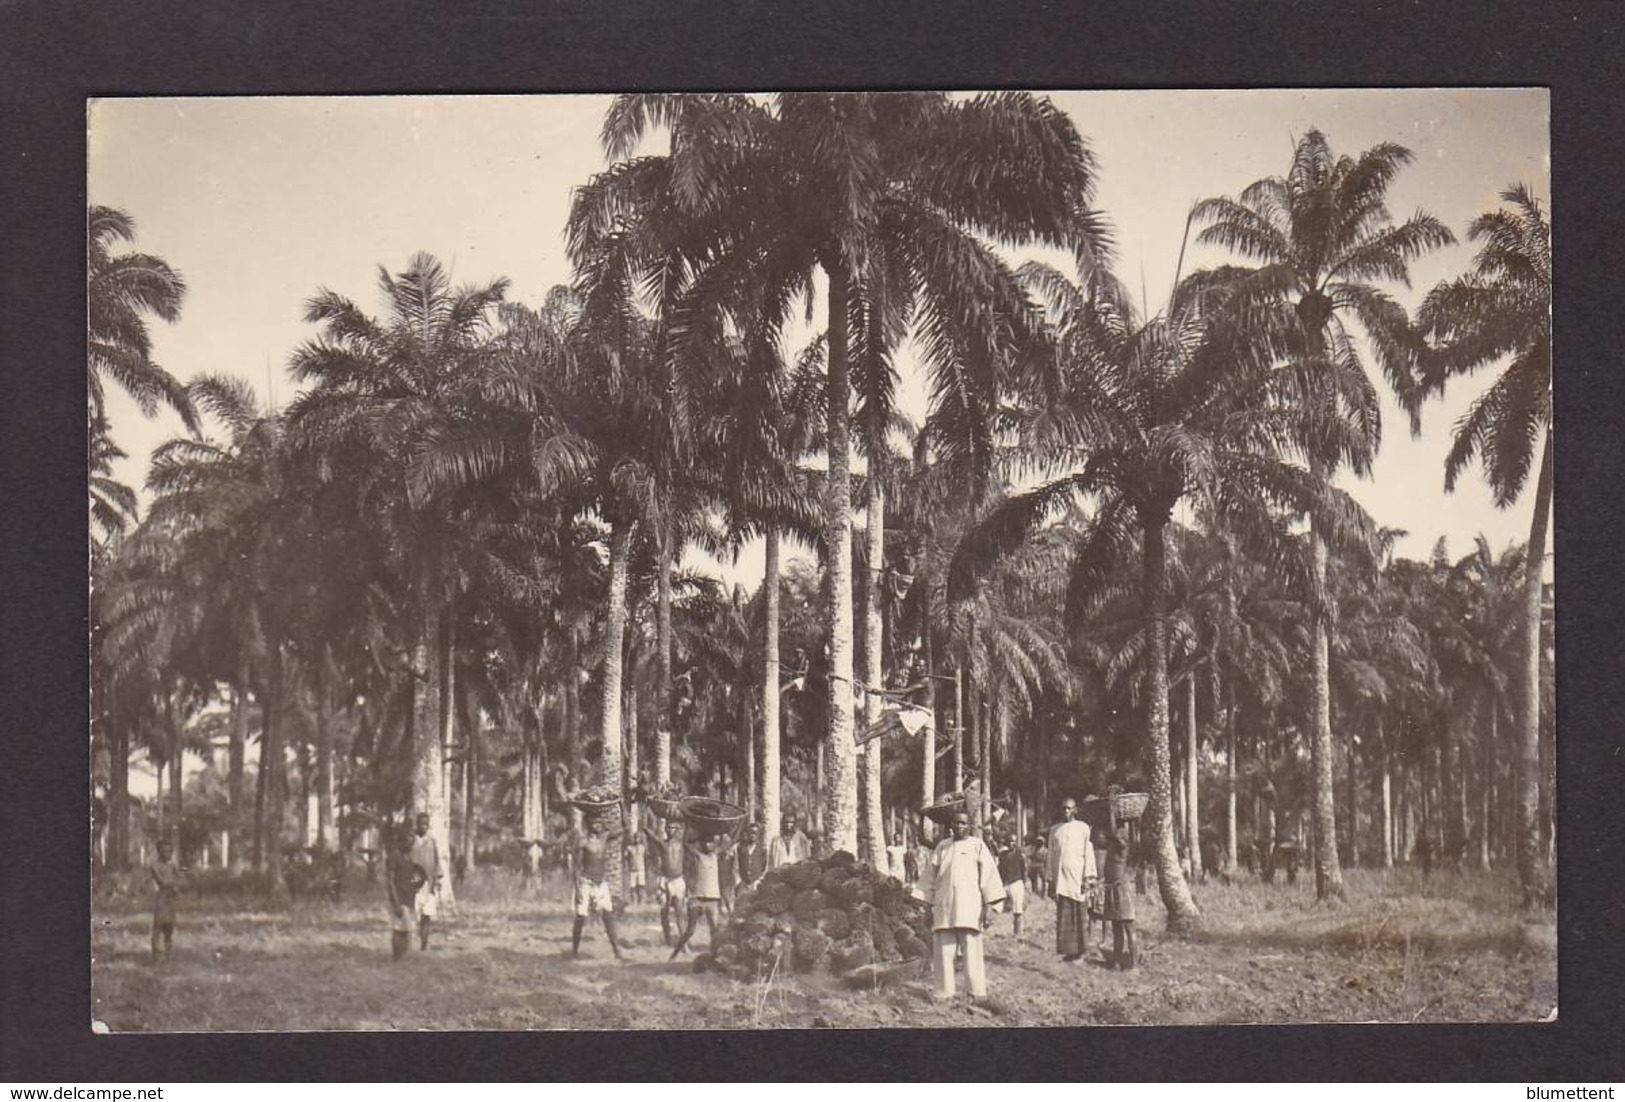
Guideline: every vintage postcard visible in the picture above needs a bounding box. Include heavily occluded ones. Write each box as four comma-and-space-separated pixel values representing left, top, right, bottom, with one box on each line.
88, 90, 1553, 1030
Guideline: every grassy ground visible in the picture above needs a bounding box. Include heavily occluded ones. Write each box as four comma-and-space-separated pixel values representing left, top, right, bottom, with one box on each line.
90, 865, 1556, 1031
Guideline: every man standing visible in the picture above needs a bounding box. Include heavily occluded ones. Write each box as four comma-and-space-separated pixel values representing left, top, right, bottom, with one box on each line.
409, 812, 443, 951
669, 834, 724, 958
921, 810, 1006, 1001
645, 819, 688, 945
1047, 798, 1097, 963
149, 839, 185, 961
767, 813, 809, 869
385, 826, 423, 961
568, 817, 625, 960
735, 823, 768, 891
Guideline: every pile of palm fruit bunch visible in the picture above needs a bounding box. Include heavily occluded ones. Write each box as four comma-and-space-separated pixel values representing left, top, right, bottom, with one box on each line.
699, 849, 934, 981
569, 783, 622, 824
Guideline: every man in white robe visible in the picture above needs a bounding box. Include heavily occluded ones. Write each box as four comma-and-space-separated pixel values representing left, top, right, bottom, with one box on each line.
1048, 797, 1097, 961
921, 810, 1006, 999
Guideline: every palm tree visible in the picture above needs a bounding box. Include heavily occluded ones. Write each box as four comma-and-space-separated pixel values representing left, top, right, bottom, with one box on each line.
702, 340, 823, 831
593, 92, 1100, 856
1193, 130, 1453, 900
951, 260, 1377, 929
89, 413, 140, 556
87, 206, 195, 434
286, 253, 510, 902
1417, 184, 1552, 903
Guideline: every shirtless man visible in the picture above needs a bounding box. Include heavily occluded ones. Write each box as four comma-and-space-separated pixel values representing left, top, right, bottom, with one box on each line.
645, 819, 687, 945
568, 817, 625, 959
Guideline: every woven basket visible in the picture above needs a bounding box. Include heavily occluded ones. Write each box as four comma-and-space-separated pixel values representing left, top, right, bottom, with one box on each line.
921, 790, 986, 827
569, 795, 622, 821
678, 796, 747, 837
1078, 791, 1149, 829
647, 796, 685, 821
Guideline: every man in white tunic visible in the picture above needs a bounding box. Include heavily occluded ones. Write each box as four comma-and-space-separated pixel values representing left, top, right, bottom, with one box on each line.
921, 810, 1006, 1000
1048, 797, 1097, 962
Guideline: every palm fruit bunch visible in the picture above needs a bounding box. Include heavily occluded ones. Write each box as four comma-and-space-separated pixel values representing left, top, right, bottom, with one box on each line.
570, 783, 622, 824
644, 781, 687, 821
696, 849, 934, 983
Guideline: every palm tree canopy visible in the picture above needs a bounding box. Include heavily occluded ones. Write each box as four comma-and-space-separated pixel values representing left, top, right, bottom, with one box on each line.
87, 205, 195, 431
1417, 184, 1551, 505
1192, 130, 1455, 448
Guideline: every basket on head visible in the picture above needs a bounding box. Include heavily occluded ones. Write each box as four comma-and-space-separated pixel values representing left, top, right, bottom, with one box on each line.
921, 790, 984, 827
569, 782, 623, 824
647, 796, 685, 821
678, 795, 747, 838
1077, 791, 1149, 829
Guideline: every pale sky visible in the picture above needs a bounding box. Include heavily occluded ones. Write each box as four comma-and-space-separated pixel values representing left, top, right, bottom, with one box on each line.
89, 90, 1551, 585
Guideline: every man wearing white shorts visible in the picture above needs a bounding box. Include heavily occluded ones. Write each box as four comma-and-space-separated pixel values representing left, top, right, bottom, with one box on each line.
645, 819, 687, 945
569, 817, 625, 959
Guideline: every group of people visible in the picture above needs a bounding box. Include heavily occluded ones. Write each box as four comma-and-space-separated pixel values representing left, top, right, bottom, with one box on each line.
385, 813, 445, 960
563, 811, 820, 961
913, 796, 1138, 1002
144, 795, 1136, 1005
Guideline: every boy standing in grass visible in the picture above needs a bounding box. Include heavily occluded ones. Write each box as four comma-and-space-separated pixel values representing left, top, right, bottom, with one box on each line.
996, 831, 1028, 938
149, 839, 184, 961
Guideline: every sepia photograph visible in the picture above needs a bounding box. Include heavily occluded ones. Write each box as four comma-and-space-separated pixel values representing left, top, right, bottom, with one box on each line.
86, 89, 1554, 1032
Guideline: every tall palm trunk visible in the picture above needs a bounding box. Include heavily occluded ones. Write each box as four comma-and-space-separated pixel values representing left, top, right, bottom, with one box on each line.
437, 611, 457, 906
980, 697, 992, 823
920, 620, 936, 840
1308, 503, 1345, 900
741, 685, 756, 825
462, 715, 478, 877
315, 648, 335, 852
1185, 674, 1201, 878
1347, 733, 1359, 868
1143, 518, 1201, 928
1480, 702, 1495, 871
599, 522, 635, 898
296, 737, 312, 847
860, 478, 887, 869
229, 676, 249, 873
821, 260, 859, 857
761, 528, 782, 833
625, 665, 641, 831
1381, 721, 1394, 869
167, 694, 183, 851
952, 663, 965, 792
563, 638, 583, 837
1225, 674, 1238, 872
1518, 431, 1553, 904
411, 595, 444, 881
264, 644, 288, 898
110, 722, 130, 872
656, 526, 675, 789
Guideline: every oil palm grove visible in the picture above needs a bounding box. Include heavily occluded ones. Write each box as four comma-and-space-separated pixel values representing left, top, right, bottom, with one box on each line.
89, 92, 1557, 1029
